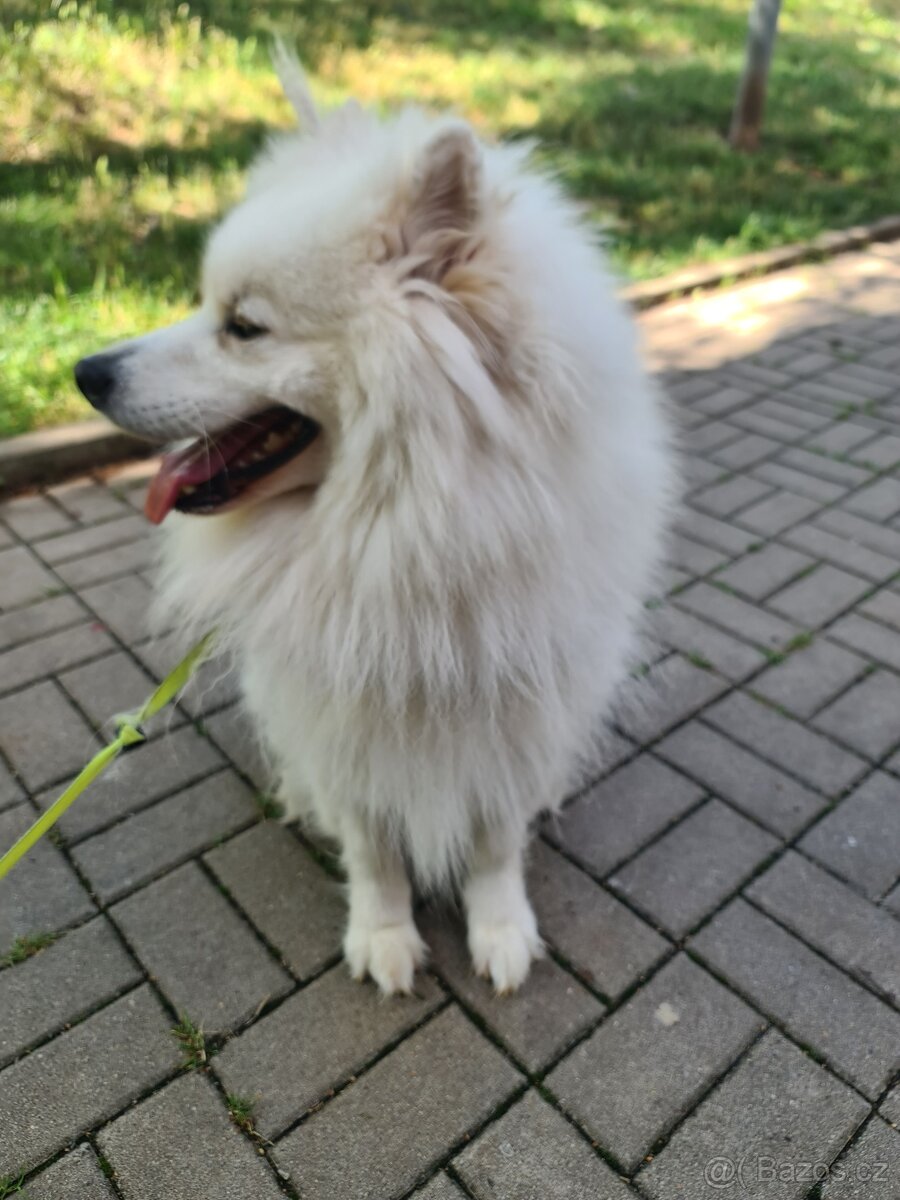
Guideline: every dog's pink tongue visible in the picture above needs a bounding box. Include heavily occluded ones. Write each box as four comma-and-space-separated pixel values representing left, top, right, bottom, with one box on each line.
143, 414, 285, 524
144, 442, 227, 525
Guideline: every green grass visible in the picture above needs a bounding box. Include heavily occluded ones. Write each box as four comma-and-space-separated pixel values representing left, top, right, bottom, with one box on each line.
3, 0, 900, 435
225, 1093, 258, 1136
0, 1172, 26, 1199
171, 1015, 208, 1069
0, 931, 58, 968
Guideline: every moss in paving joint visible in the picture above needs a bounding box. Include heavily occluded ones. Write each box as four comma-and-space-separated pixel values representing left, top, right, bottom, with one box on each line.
226, 1093, 261, 1138
0, 931, 58, 968
96, 1153, 115, 1181
686, 651, 713, 670
254, 792, 284, 821
171, 1015, 208, 1070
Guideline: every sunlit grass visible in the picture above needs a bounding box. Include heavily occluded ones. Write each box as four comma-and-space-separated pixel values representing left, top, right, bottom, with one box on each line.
2, 0, 899, 434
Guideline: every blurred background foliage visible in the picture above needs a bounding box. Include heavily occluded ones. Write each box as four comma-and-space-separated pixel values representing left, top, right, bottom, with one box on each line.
2, 0, 899, 434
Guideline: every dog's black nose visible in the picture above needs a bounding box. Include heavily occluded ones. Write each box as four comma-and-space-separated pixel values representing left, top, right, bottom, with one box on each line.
74, 353, 119, 411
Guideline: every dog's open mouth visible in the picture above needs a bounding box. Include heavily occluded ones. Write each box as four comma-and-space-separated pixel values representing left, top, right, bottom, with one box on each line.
144, 405, 320, 525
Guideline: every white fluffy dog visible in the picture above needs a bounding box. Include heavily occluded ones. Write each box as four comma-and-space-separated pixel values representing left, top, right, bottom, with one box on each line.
75, 56, 675, 995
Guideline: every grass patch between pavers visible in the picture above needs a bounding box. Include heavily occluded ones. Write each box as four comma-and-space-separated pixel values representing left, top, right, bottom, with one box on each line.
171, 1014, 208, 1070
0, 931, 58, 968
3, 0, 900, 434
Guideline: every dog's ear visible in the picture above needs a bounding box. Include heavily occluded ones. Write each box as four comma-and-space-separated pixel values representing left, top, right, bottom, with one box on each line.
403, 128, 481, 282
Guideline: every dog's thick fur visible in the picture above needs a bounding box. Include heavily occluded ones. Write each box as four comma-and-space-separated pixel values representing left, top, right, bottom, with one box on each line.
80, 62, 675, 994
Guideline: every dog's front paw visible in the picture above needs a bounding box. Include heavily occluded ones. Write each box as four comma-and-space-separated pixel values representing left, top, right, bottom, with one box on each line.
344, 920, 428, 996
468, 913, 544, 995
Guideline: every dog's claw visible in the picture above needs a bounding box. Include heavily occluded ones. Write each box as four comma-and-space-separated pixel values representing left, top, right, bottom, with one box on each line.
344, 921, 428, 996
469, 919, 544, 995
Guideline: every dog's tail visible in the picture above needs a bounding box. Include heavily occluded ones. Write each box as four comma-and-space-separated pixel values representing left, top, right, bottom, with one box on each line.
272, 38, 320, 132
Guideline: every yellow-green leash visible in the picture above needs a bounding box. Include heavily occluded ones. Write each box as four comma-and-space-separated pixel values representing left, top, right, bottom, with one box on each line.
0, 632, 215, 882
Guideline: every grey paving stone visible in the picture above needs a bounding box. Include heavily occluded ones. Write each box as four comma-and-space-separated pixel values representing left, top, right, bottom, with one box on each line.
203, 703, 269, 787
54, 536, 153, 590
205, 822, 345, 979
0, 593, 87, 653
710, 433, 780, 471
752, 460, 847, 503
686, 424, 744, 456
817, 507, 900, 558
666, 533, 728, 576
692, 385, 754, 418
692, 475, 772, 518
782, 522, 898, 583
215, 963, 443, 1138
274, 1006, 522, 1200
0, 494, 74, 541
674, 581, 799, 650
529, 841, 668, 1001
860, 587, 900, 630
610, 799, 778, 936
755, 397, 832, 431
691, 899, 900, 1098
652, 720, 826, 836
98, 1070, 283, 1200
638, 1030, 869, 1200
78, 575, 154, 646
0, 624, 115, 699
752, 638, 869, 719
747, 851, 900, 1006
884, 880, 900, 919
548, 954, 763, 1172
48, 479, 130, 524
800, 772, 900, 899
616, 655, 729, 744
455, 1089, 636, 1200
422, 910, 602, 1073
416, 1174, 467, 1200
822, 1117, 900, 1200
32, 514, 147, 566
654, 606, 765, 681
0, 545, 59, 610
0, 804, 95, 954
731, 407, 809, 443
768, 564, 871, 628
0, 680, 98, 791
676, 509, 758, 556
135, 633, 240, 718
0, 917, 140, 1067
35, 724, 224, 842
545, 754, 703, 877
844, 477, 900, 521
882, 1085, 900, 1127
813, 670, 900, 758
808, 421, 879, 457
71, 769, 256, 903
0, 756, 23, 813
716, 543, 814, 601
829, 612, 900, 672
735, 489, 820, 537
0, 985, 180, 1176
851, 433, 900, 470
24, 1143, 116, 1200
111, 861, 292, 1032
683, 455, 727, 492
703, 691, 867, 795
780, 448, 871, 488
58, 650, 168, 733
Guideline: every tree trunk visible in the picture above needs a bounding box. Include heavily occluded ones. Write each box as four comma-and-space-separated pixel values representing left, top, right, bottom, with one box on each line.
729, 0, 782, 151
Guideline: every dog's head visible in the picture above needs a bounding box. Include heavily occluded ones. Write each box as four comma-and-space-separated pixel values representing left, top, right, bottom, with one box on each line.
75, 53, 508, 524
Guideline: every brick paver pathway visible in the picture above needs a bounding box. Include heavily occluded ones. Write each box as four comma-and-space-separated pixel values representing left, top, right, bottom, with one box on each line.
2, 246, 900, 1199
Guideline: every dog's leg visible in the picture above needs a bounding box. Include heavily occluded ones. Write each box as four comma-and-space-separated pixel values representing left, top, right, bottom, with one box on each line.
341, 811, 427, 996
464, 825, 543, 994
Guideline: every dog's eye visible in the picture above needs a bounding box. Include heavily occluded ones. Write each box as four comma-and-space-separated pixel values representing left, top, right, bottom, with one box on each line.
224, 315, 268, 341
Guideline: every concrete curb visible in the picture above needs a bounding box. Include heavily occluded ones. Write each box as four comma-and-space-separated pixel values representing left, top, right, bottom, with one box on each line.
622, 213, 900, 310
0, 420, 152, 494
2, 212, 900, 495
